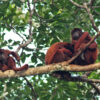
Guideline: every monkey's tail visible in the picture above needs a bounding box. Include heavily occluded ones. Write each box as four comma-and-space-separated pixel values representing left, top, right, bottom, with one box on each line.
13, 64, 28, 71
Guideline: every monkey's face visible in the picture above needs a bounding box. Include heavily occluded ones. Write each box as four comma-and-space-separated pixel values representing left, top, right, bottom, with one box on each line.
72, 31, 83, 40
0, 51, 8, 64
71, 28, 83, 41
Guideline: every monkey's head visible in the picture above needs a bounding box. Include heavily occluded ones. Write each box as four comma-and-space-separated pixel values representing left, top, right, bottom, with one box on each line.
0, 49, 8, 64
71, 28, 83, 40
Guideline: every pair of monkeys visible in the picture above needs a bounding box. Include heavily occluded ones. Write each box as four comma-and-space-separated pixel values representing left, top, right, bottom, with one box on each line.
45, 28, 98, 78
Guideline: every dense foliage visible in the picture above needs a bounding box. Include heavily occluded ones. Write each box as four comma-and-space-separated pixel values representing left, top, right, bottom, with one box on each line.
0, 0, 100, 99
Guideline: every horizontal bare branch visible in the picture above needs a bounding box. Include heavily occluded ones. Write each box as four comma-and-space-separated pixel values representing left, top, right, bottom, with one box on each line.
0, 62, 100, 78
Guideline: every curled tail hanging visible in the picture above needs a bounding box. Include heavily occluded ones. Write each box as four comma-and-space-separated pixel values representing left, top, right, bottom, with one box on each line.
13, 64, 28, 71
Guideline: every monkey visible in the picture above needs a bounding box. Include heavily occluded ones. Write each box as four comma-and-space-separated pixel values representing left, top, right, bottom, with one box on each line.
71, 28, 98, 65
0, 49, 28, 71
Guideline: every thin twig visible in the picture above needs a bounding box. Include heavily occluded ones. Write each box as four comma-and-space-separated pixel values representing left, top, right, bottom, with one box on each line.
27, 0, 33, 36
83, 3, 99, 32
69, 0, 99, 32
24, 77, 38, 100
82, 71, 92, 77
92, 6, 100, 8
82, 71, 100, 94
87, 0, 95, 6
15, 0, 36, 53
89, 83, 100, 94
83, 72, 100, 94
52, 73, 100, 83
6, 24, 26, 41
0, 84, 8, 99
69, 0, 84, 8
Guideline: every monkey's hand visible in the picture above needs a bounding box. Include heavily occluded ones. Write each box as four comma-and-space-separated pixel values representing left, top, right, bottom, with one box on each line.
75, 43, 86, 53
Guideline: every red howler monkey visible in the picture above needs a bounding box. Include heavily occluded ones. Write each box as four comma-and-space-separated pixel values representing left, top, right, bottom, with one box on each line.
71, 28, 98, 65
45, 42, 74, 79
0, 49, 28, 71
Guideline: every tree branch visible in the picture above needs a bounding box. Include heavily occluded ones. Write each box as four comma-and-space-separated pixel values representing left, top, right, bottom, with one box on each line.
69, 0, 84, 8
61, 76, 100, 83
6, 25, 26, 41
69, 0, 99, 32
0, 84, 8, 99
89, 83, 100, 94
15, 0, 36, 53
24, 77, 38, 100
0, 62, 100, 79
87, 0, 95, 6
83, 3, 99, 32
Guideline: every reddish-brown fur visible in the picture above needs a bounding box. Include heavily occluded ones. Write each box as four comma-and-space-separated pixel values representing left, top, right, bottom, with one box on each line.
45, 42, 74, 64
71, 28, 98, 65
0, 49, 28, 71
45, 42, 74, 78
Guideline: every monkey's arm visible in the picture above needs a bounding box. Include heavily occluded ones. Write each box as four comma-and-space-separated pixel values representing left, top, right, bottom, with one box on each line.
4, 50, 20, 61
87, 35, 97, 50
74, 32, 89, 51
